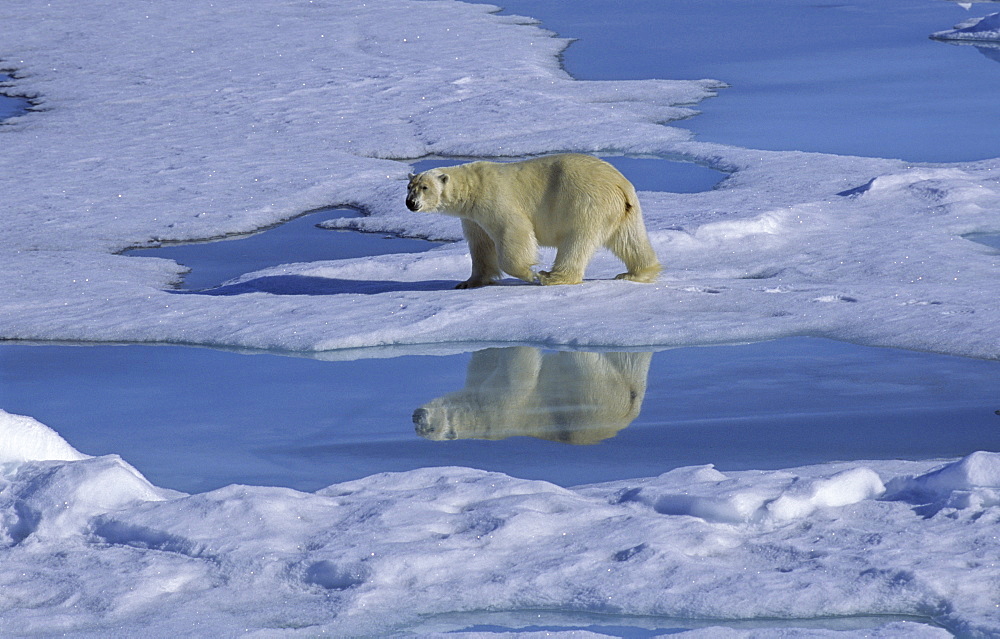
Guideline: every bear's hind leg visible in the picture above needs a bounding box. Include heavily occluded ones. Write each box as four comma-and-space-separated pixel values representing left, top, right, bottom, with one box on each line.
538, 233, 601, 285
607, 213, 661, 283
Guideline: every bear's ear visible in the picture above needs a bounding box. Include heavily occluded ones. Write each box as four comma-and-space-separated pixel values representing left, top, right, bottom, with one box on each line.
438, 173, 449, 184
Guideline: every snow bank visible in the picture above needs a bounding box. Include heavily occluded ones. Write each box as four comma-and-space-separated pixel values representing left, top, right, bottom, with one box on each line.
0, 411, 178, 546
0, 413, 996, 635
932, 11, 1000, 42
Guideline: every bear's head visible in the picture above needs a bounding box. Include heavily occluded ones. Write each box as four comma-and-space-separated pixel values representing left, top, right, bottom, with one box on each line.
406, 170, 449, 213
412, 401, 461, 441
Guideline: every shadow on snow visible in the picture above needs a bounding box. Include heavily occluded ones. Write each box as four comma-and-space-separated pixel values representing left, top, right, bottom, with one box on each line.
177, 275, 459, 296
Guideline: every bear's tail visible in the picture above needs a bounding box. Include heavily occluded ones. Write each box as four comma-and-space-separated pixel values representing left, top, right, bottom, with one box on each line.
607, 185, 661, 283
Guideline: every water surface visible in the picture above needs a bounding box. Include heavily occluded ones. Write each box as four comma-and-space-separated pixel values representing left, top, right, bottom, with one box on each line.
3, 338, 996, 493
968, 232, 1000, 250
485, 0, 1000, 162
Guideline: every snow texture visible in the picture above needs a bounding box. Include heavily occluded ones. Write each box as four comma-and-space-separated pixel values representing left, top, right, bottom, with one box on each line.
1, 0, 999, 636
0, 0, 996, 358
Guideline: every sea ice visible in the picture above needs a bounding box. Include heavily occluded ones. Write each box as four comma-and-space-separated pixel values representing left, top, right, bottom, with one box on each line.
885, 450, 1000, 512
1, 0, 996, 358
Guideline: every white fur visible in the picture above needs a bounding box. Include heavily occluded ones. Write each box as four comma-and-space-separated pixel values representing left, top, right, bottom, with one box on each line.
406, 154, 661, 288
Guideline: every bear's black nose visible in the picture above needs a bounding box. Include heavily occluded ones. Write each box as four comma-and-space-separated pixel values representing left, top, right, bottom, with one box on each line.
412, 408, 432, 435
405, 198, 419, 212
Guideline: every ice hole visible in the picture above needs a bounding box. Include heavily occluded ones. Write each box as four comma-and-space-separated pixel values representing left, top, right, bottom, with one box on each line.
0, 73, 31, 121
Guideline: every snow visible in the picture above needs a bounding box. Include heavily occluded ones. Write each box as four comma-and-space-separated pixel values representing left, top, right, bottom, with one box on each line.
885, 451, 1000, 512
0, 411, 88, 464
1, 0, 999, 635
644, 465, 887, 525
0, 410, 994, 636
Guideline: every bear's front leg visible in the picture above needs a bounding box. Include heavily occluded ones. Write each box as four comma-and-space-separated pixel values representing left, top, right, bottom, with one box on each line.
457, 219, 503, 289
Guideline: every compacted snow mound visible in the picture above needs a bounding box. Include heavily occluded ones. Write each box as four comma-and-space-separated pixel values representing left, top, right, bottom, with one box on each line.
608, 464, 885, 524
885, 450, 1000, 512
0, 410, 89, 464
0, 411, 178, 546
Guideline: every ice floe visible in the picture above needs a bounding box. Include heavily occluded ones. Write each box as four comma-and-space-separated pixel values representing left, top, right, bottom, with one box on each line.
1, 0, 999, 635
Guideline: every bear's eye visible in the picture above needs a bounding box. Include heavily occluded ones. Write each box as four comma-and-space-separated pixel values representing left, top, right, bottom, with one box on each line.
421, 186, 428, 191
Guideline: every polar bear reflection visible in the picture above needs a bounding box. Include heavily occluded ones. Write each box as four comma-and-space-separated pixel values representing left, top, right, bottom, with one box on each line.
413, 347, 652, 444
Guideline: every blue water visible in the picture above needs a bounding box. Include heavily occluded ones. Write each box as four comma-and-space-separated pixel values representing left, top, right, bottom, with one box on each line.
485, 0, 1000, 162
3, 338, 997, 493
6, 1, 1000, 496
424, 611, 936, 638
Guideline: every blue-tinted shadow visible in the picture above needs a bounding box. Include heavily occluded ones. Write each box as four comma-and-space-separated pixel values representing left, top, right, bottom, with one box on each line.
185, 275, 457, 296
973, 44, 1000, 64
967, 233, 1000, 251
125, 208, 443, 291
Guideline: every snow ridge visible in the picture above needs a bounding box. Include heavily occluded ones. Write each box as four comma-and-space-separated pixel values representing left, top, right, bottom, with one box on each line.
2, 410, 998, 636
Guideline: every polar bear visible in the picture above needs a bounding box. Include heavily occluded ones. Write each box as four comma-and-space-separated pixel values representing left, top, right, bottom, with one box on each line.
406, 154, 661, 288
412, 347, 652, 445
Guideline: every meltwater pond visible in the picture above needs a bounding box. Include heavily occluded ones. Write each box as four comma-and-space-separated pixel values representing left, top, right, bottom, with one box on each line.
2, 338, 997, 494
125, 208, 442, 291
